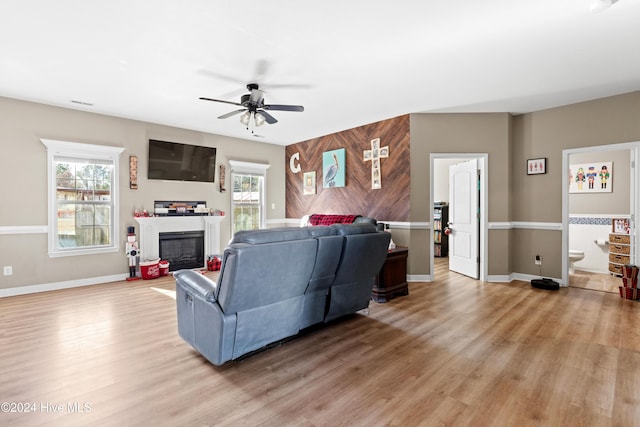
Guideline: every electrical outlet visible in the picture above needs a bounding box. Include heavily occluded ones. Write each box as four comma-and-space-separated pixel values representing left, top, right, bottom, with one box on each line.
3, 266, 12, 276
535, 255, 542, 265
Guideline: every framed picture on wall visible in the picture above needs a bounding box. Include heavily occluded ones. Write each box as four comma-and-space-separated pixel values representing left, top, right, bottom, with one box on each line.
322, 148, 346, 188
613, 218, 630, 234
527, 158, 546, 175
303, 171, 316, 195
569, 161, 612, 193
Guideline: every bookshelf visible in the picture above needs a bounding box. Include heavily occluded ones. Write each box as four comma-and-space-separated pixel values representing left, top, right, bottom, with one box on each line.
434, 203, 449, 257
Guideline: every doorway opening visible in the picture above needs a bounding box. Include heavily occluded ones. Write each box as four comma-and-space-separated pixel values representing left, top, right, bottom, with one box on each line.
430, 153, 488, 281
562, 141, 640, 288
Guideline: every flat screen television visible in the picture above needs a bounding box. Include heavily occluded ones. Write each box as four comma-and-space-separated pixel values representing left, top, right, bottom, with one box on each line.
148, 139, 216, 182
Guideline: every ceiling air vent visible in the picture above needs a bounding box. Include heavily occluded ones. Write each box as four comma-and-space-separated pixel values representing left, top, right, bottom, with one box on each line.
70, 100, 94, 107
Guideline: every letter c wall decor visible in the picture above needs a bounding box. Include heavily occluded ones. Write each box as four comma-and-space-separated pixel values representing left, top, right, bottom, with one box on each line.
289, 152, 301, 173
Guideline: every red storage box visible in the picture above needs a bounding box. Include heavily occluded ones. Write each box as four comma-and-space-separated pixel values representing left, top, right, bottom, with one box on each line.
140, 259, 160, 280
159, 260, 170, 276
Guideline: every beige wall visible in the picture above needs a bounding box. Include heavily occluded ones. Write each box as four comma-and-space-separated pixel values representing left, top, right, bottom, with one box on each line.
0, 97, 285, 291
409, 113, 512, 277
511, 91, 640, 277
2, 91, 639, 291
569, 149, 631, 215
411, 93, 640, 280
511, 92, 640, 223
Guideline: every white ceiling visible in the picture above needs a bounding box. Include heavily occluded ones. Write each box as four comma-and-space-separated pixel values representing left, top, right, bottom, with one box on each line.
1, 1, 639, 146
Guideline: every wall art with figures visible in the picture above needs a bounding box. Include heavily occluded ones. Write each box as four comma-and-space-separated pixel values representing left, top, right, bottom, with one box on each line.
569, 161, 612, 193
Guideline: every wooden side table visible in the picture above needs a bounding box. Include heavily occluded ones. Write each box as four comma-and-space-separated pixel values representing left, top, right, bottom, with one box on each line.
372, 247, 408, 303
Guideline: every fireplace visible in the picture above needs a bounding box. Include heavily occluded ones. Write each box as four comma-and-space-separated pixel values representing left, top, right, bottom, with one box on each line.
134, 216, 224, 271
159, 231, 205, 271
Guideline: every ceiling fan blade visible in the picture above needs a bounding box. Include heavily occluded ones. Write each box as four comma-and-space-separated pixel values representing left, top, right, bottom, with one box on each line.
260, 83, 312, 90
218, 109, 246, 119
258, 110, 278, 124
197, 69, 246, 85
199, 97, 243, 107
263, 104, 304, 112
252, 59, 269, 82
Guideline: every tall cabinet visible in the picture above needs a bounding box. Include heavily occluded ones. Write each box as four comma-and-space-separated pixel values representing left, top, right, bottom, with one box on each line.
434, 203, 449, 257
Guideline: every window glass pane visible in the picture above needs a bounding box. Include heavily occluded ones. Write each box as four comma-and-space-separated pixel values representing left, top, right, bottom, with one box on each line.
56, 203, 111, 248
54, 157, 114, 250
56, 161, 113, 200
231, 173, 263, 233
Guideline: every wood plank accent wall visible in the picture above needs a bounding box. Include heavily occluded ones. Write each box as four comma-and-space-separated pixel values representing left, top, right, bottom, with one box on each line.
286, 115, 410, 221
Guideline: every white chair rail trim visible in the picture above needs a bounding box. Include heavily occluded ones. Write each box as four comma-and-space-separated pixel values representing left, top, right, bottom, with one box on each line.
0, 225, 48, 235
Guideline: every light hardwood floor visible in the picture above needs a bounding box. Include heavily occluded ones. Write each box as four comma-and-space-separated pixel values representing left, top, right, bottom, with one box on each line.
1, 263, 640, 427
569, 269, 621, 294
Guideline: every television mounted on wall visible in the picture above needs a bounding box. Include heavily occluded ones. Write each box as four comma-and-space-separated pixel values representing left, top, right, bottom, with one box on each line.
148, 139, 216, 182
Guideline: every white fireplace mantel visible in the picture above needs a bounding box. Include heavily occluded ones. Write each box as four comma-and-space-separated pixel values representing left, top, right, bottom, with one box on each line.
134, 216, 225, 265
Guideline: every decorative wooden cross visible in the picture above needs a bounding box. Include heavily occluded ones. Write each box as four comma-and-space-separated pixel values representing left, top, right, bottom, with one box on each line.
363, 138, 389, 189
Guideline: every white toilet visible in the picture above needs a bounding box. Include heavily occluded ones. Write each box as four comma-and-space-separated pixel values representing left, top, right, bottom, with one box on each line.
568, 250, 585, 274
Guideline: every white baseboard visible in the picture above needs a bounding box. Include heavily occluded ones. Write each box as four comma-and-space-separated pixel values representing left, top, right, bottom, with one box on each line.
407, 274, 431, 282
0, 273, 129, 298
510, 273, 565, 286
0, 270, 566, 298
407, 273, 566, 286
486, 275, 512, 283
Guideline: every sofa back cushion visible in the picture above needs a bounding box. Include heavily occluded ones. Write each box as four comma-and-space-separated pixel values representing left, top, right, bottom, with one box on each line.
216, 238, 317, 314
230, 227, 312, 245
330, 222, 378, 236
307, 235, 343, 292
332, 229, 391, 285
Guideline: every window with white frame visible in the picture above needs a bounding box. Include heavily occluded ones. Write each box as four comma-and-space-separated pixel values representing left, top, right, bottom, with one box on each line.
41, 139, 124, 257
229, 160, 269, 234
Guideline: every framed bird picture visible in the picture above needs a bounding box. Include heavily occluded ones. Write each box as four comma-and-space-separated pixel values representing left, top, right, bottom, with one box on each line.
323, 148, 346, 188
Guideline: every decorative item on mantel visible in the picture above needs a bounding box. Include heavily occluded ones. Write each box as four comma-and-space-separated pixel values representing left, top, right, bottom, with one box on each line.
134, 208, 150, 217
153, 201, 208, 216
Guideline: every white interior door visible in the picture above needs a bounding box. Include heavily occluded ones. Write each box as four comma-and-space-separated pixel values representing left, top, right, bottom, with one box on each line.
448, 159, 479, 279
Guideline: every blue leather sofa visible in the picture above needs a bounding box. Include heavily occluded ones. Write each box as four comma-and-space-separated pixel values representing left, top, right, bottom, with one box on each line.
174, 223, 391, 365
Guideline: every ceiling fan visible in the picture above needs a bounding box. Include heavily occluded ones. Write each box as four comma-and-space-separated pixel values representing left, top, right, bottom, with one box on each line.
199, 83, 304, 133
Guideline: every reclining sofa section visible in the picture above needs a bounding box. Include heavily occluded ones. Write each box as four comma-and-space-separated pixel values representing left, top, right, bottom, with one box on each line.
174, 223, 391, 366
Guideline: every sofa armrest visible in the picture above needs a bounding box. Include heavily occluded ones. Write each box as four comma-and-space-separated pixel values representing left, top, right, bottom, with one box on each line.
174, 269, 218, 303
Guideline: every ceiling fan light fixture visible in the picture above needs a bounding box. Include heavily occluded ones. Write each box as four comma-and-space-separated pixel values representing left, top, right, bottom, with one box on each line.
254, 112, 266, 127
239, 111, 250, 126
590, 0, 618, 13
